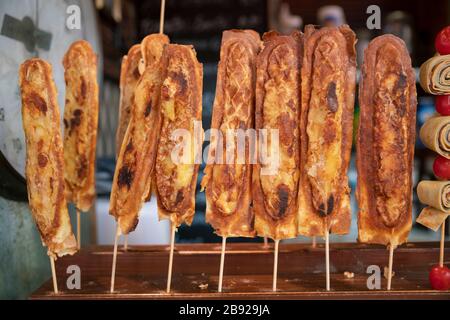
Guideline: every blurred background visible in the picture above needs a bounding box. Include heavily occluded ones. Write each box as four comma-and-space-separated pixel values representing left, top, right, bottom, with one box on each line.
0, 0, 449, 298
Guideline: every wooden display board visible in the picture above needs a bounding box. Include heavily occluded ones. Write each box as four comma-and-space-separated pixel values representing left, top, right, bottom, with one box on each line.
31, 242, 449, 299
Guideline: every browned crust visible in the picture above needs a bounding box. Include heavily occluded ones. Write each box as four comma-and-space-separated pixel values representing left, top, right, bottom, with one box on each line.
63, 40, 99, 212
116, 44, 142, 158
201, 30, 261, 237
252, 31, 302, 240
19, 58, 77, 258
356, 35, 417, 247
109, 35, 169, 235
298, 25, 356, 236
155, 44, 203, 227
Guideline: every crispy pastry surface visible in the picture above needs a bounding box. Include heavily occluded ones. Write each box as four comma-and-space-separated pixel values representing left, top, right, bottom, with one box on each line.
356, 35, 417, 247
201, 30, 261, 237
419, 55, 450, 95
416, 206, 449, 232
417, 180, 450, 212
298, 25, 356, 237
116, 44, 142, 158
252, 31, 302, 240
109, 35, 169, 234
63, 40, 99, 212
419, 116, 450, 159
20, 59, 77, 257
155, 44, 203, 227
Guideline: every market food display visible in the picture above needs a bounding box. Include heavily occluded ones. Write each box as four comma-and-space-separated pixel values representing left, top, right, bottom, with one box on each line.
298, 25, 356, 237
19, 58, 77, 258
202, 29, 260, 238
356, 35, 417, 248
253, 30, 302, 240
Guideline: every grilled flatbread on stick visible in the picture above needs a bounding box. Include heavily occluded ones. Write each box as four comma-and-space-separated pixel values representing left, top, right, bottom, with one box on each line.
298, 25, 356, 237
109, 34, 169, 235
20, 58, 77, 258
155, 44, 203, 227
253, 31, 302, 240
202, 30, 261, 238
356, 34, 417, 248
63, 40, 99, 213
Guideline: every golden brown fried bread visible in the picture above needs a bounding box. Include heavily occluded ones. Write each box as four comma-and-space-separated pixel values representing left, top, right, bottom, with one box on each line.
356, 35, 417, 247
63, 40, 99, 212
155, 44, 203, 227
109, 35, 169, 234
253, 31, 302, 240
116, 44, 142, 158
202, 30, 261, 237
19, 58, 77, 258
298, 25, 356, 237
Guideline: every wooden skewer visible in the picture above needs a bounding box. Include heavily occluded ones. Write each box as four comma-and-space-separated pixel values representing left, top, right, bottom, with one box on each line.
440, 219, 446, 267
387, 244, 394, 290
76, 208, 81, 250
312, 236, 317, 248
159, 0, 166, 34
110, 224, 120, 293
218, 236, 227, 293
166, 223, 176, 293
325, 229, 330, 291
49, 256, 58, 294
123, 235, 128, 251
272, 239, 280, 292
263, 237, 268, 248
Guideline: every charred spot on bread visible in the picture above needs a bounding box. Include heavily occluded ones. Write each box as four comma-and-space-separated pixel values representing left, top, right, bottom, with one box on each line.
117, 165, 133, 189
38, 153, 48, 167
144, 101, 152, 117
29, 93, 47, 114
326, 82, 338, 113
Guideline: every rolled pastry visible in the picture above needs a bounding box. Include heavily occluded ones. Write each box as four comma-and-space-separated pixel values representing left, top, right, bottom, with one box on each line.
202, 30, 261, 238
419, 54, 450, 95
155, 44, 203, 227
419, 116, 450, 159
19, 59, 77, 258
417, 180, 450, 212
298, 25, 356, 237
253, 31, 302, 240
63, 40, 99, 212
109, 34, 169, 234
416, 206, 449, 232
356, 35, 417, 247
116, 44, 142, 158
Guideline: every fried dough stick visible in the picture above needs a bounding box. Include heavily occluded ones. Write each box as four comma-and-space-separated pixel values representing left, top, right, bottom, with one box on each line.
20, 59, 78, 292
356, 35, 416, 290
154, 44, 203, 293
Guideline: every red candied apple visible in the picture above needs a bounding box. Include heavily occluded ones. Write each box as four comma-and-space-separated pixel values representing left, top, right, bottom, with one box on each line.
429, 265, 450, 290
433, 155, 450, 180
435, 26, 450, 55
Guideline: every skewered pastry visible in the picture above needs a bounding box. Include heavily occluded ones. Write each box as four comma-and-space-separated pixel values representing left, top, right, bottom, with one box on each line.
201, 30, 261, 237
417, 206, 449, 232
419, 55, 450, 95
420, 116, 450, 159
417, 180, 450, 213
63, 40, 99, 212
356, 35, 417, 247
109, 34, 169, 234
253, 31, 302, 240
155, 44, 203, 227
298, 25, 356, 237
116, 44, 142, 158
19, 58, 77, 258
